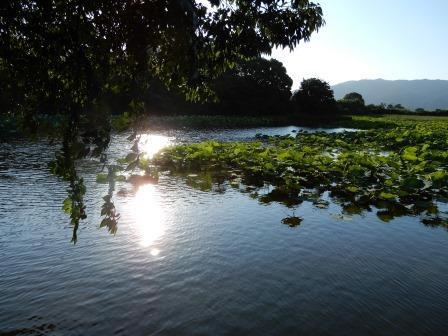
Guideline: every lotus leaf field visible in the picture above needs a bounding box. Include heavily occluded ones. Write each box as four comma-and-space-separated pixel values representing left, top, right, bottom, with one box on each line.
101, 116, 448, 228
146, 117, 448, 227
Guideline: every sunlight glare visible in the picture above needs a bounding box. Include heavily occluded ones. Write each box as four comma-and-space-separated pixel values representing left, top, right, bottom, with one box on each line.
150, 248, 160, 256
132, 184, 165, 249
139, 134, 172, 159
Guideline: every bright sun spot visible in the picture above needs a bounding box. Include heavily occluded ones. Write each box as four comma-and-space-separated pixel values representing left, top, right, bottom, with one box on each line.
139, 134, 172, 159
150, 248, 160, 256
132, 184, 165, 249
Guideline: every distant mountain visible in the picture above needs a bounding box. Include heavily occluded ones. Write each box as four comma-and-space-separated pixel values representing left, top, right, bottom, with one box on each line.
332, 79, 448, 110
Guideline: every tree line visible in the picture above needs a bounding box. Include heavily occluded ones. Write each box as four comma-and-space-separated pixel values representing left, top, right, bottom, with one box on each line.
139, 58, 448, 117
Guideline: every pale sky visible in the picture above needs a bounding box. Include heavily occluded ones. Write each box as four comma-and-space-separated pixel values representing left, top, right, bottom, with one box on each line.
271, 0, 448, 88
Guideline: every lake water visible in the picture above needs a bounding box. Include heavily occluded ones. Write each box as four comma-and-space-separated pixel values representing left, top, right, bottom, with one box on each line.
1, 126, 448, 335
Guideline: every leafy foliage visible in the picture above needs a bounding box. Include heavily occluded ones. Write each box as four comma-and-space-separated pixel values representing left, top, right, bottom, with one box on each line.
343, 92, 365, 105
210, 58, 293, 115
1, 0, 324, 120
281, 216, 303, 227
99, 166, 120, 235
150, 116, 448, 227
292, 78, 337, 114
338, 92, 365, 114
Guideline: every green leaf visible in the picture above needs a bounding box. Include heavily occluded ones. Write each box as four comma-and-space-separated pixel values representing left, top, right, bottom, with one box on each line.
62, 197, 72, 214
402, 177, 424, 189
264, 162, 274, 170
379, 192, 397, 200
346, 186, 359, 193
430, 170, 447, 181
402, 146, 418, 161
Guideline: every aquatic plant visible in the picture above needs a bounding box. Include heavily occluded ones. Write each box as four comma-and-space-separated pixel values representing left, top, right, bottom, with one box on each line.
148, 117, 448, 226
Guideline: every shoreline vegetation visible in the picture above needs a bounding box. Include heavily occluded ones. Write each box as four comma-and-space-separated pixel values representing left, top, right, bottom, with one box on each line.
3, 112, 448, 137
114, 113, 448, 130
112, 113, 353, 131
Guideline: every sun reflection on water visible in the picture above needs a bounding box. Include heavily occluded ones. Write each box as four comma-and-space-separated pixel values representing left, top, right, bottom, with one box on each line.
131, 184, 165, 250
139, 134, 172, 159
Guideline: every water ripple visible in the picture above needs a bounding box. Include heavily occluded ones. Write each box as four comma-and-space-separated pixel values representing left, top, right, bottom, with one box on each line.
1, 128, 448, 335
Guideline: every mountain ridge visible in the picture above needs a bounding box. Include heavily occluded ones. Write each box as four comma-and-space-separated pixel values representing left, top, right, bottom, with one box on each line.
331, 79, 448, 110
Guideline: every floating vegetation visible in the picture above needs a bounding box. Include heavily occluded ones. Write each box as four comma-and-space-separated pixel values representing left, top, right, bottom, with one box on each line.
147, 117, 448, 227
281, 216, 303, 227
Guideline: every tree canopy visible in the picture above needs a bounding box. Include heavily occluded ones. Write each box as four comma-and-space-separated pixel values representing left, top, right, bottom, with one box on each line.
210, 57, 293, 115
1, 0, 324, 121
342, 92, 365, 105
120, 57, 293, 116
291, 78, 336, 114
338, 92, 365, 113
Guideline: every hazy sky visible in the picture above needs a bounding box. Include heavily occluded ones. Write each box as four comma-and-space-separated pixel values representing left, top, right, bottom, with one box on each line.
271, 0, 448, 88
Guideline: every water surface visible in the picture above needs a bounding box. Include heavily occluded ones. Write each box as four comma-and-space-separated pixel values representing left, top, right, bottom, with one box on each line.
1, 126, 448, 335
